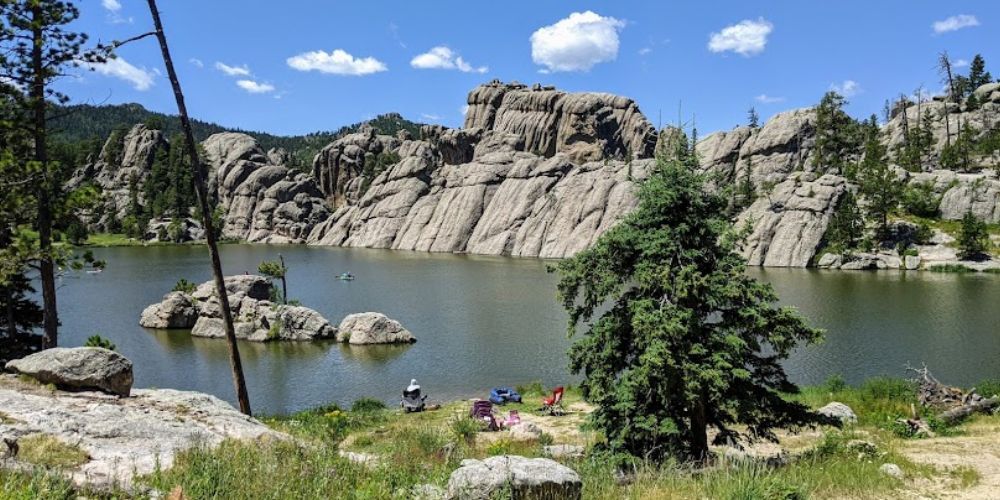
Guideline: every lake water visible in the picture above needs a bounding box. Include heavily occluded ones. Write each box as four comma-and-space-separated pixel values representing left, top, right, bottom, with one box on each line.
52, 245, 1000, 415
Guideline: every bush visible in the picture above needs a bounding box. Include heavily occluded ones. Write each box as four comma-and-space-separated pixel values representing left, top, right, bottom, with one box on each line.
958, 211, 989, 260
975, 379, 1000, 398
172, 278, 196, 294
84, 335, 116, 351
822, 374, 847, 393
901, 183, 941, 217
65, 221, 89, 246
350, 398, 387, 413
449, 416, 480, 444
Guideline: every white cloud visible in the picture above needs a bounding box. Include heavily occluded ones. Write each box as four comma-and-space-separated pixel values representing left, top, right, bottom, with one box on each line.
954, 58, 970, 68
236, 80, 275, 94
215, 62, 251, 77
530, 11, 625, 72
460, 104, 470, 116
421, 113, 442, 121
755, 94, 785, 104
189, 58, 204, 68
286, 49, 387, 76
830, 80, 861, 97
101, 0, 121, 12
933, 15, 979, 34
411, 46, 488, 73
708, 18, 773, 56
101, 0, 132, 24
82, 57, 154, 91
638, 47, 652, 56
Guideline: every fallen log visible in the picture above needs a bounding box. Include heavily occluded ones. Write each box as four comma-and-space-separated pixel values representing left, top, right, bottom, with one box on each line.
938, 397, 1000, 425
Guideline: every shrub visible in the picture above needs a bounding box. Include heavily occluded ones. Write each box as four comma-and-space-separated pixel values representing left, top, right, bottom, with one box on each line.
65, 221, 89, 246
350, 398, 387, 413
958, 211, 989, 260
172, 278, 196, 294
901, 182, 941, 217
975, 378, 1000, 398
486, 438, 512, 456
822, 374, 847, 393
84, 335, 116, 351
449, 416, 480, 444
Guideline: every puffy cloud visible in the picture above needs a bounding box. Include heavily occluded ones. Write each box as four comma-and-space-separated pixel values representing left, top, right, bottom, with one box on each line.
215, 62, 251, 77
708, 18, 773, 56
932, 15, 979, 34
189, 58, 204, 68
411, 46, 487, 73
530, 11, 625, 72
286, 49, 387, 76
954, 58, 970, 68
830, 80, 861, 97
82, 57, 154, 91
755, 94, 785, 104
236, 80, 275, 94
101, 0, 121, 12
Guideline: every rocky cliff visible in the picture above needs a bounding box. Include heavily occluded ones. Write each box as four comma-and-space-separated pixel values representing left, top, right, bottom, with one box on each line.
202, 132, 330, 243
306, 82, 658, 258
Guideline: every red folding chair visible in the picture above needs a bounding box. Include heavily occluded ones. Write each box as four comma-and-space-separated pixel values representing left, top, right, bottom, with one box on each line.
541, 386, 565, 416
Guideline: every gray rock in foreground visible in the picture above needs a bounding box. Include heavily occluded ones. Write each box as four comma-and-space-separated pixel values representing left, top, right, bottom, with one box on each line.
336, 312, 416, 344
446, 455, 582, 500
0, 374, 283, 489
5, 347, 133, 397
817, 401, 857, 425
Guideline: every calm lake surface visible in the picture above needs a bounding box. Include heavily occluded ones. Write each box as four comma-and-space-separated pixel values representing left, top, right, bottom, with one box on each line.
54, 245, 1000, 415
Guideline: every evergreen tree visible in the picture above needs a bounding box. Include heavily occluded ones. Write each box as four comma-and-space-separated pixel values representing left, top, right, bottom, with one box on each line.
825, 190, 864, 251
968, 55, 993, 90
940, 121, 979, 172
0, 0, 106, 348
812, 92, 861, 174
958, 211, 989, 260
556, 136, 823, 462
258, 255, 288, 304
747, 106, 760, 128
857, 127, 902, 239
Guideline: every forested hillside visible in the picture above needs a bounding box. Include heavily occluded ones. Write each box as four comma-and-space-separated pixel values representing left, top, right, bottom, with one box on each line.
48, 103, 423, 166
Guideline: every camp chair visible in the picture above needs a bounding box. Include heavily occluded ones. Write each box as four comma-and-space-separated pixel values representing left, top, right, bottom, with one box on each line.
503, 410, 521, 428
470, 400, 499, 431
541, 386, 565, 416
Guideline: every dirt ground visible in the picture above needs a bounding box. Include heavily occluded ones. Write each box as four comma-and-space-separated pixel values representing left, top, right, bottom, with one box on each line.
899, 419, 1000, 499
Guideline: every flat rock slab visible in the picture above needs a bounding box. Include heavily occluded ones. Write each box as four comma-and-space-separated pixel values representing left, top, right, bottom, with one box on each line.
0, 374, 283, 489
5, 347, 133, 396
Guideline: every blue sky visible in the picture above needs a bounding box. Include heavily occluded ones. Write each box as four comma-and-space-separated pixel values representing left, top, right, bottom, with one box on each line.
64, 1, 997, 137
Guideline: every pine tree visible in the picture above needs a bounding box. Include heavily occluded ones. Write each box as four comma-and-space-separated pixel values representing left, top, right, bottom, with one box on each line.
825, 190, 864, 251
958, 211, 988, 260
258, 255, 288, 304
968, 55, 993, 90
747, 106, 760, 128
556, 135, 824, 462
857, 127, 902, 240
812, 92, 861, 174
0, 0, 103, 348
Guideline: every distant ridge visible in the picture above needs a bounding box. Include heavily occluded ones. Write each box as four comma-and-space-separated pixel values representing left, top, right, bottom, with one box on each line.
49, 102, 424, 165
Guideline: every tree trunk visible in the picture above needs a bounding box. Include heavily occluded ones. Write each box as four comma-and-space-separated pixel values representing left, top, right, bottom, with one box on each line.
279, 254, 287, 304
145, 0, 251, 415
690, 398, 710, 462
31, 4, 58, 349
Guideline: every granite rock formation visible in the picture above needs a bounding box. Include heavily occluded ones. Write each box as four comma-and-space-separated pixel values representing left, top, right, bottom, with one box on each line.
5, 347, 133, 397
203, 133, 330, 243
139, 275, 337, 342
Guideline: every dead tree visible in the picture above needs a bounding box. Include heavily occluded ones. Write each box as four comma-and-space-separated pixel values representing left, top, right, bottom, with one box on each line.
144, 0, 251, 415
938, 52, 956, 147
907, 364, 998, 425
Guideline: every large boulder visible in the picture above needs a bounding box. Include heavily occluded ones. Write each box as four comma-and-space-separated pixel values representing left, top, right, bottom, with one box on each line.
446, 455, 582, 500
139, 291, 198, 329
5, 347, 133, 397
191, 275, 272, 302
817, 402, 857, 425
336, 312, 415, 344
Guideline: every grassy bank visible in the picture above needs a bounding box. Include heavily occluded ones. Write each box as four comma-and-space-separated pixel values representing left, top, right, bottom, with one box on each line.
3, 379, 998, 499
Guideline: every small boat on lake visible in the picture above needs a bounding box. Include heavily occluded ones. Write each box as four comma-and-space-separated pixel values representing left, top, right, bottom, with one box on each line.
337, 272, 355, 281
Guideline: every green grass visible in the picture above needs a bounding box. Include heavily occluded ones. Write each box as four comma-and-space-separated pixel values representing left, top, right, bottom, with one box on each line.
0, 469, 76, 500
18, 434, 90, 468
928, 263, 974, 273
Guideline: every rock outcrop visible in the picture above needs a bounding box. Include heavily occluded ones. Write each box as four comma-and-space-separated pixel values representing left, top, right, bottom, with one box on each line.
66, 124, 167, 230
336, 312, 415, 344
446, 455, 582, 500
312, 125, 402, 206
5, 347, 133, 397
465, 80, 657, 161
0, 373, 282, 489
737, 173, 847, 267
143, 217, 205, 243
203, 133, 330, 243
139, 275, 337, 342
